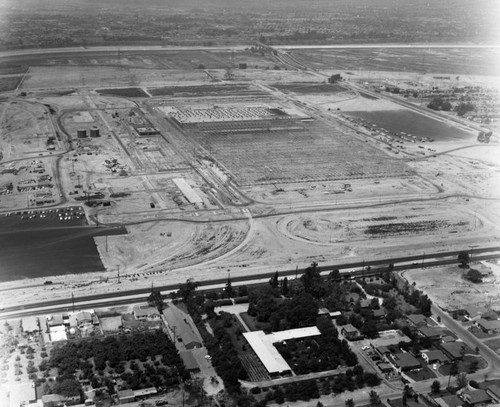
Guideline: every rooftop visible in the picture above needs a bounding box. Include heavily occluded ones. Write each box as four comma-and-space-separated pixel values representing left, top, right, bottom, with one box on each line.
477, 318, 500, 331
179, 350, 199, 371
434, 395, 463, 407
440, 342, 467, 359
162, 304, 203, 347
422, 349, 448, 363
392, 352, 420, 369
22, 316, 39, 332
460, 389, 492, 405
5, 381, 36, 407
341, 324, 359, 333
133, 304, 160, 317
407, 314, 427, 326
419, 326, 446, 338
243, 326, 321, 375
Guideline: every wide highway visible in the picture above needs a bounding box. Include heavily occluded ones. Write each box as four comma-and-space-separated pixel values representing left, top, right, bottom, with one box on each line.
1, 246, 499, 320
0, 43, 499, 60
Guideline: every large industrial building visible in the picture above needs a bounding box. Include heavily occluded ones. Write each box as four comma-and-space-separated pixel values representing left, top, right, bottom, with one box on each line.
243, 327, 321, 377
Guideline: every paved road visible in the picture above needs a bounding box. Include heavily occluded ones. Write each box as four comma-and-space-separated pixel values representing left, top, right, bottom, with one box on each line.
2, 250, 500, 320
0, 43, 499, 61
431, 304, 500, 377
276, 43, 500, 50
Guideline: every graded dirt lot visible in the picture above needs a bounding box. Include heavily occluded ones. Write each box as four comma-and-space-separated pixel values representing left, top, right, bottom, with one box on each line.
403, 260, 500, 312
0, 46, 499, 308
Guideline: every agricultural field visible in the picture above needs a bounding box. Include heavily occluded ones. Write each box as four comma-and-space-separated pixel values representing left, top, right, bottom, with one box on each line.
272, 82, 348, 94
0, 77, 22, 93
96, 87, 150, 98
149, 84, 264, 97
291, 47, 500, 76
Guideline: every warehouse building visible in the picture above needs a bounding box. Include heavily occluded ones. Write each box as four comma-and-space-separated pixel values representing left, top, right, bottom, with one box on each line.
243, 327, 321, 377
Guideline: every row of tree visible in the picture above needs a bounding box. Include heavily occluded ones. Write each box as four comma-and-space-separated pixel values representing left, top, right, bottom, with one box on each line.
48, 330, 187, 388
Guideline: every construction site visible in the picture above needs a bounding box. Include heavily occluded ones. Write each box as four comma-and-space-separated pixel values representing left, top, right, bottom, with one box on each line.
0, 45, 499, 314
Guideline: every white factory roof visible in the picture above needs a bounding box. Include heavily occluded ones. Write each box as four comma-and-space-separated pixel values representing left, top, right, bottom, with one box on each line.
173, 178, 203, 204
49, 325, 67, 342
3, 381, 36, 407
243, 326, 321, 375
22, 316, 39, 333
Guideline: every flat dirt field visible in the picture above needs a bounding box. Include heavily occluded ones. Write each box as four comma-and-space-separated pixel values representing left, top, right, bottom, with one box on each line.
403, 261, 500, 311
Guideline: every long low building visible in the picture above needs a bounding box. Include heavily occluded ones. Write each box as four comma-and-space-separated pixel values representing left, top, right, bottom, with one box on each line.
243, 327, 321, 377
172, 178, 203, 205
162, 305, 203, 349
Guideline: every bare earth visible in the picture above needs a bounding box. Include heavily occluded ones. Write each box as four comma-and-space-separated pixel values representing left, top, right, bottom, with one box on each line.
0, 52, 499, 309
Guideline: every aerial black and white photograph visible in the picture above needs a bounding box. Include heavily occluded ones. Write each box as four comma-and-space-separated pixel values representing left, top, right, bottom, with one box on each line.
0, 0, 499, 406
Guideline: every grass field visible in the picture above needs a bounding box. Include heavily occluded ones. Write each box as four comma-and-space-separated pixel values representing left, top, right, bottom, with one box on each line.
272, 82, 348, 94
96, 87, 150, 98
0, 77, 22, 92
149, 84, 261, 97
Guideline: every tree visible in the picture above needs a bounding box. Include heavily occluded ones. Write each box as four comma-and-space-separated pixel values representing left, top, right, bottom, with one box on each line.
468, 359, 479, 373
281, 277, 289, 296
428, 97, 444, 110
39, 359, 48, 372
458, 251, 470, 267
301, 262, 325, 298
346, 399, 355, 407
53, 378, 82, 398
370, 297, 380, 310
465, 268, 482, 283
455, 372, 468, 389
431, 380, 441, 394
369, 390, 381, 406
270, 271, 279, 289
456, 102, 475, 116
441, 101, 452, 111
147, 288, 165, 311
225, 274, 234, 298
330, 269, 341, 281
177, 278, 199, 302
449, 361, 459, 376
274, 387, 285, 404
447, 361, 459, 388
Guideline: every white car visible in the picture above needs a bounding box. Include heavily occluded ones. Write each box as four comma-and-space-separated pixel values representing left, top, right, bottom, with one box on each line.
204, 355, 212, 360
432, 363, 437, 370
361, 346, 370, 351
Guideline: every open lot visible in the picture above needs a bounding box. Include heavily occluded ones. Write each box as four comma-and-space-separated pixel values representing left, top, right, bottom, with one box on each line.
403, 261, 500, 311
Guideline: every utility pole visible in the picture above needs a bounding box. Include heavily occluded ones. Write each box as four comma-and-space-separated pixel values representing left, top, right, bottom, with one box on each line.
117, 265, 120, 284
71, 292, 75, 313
